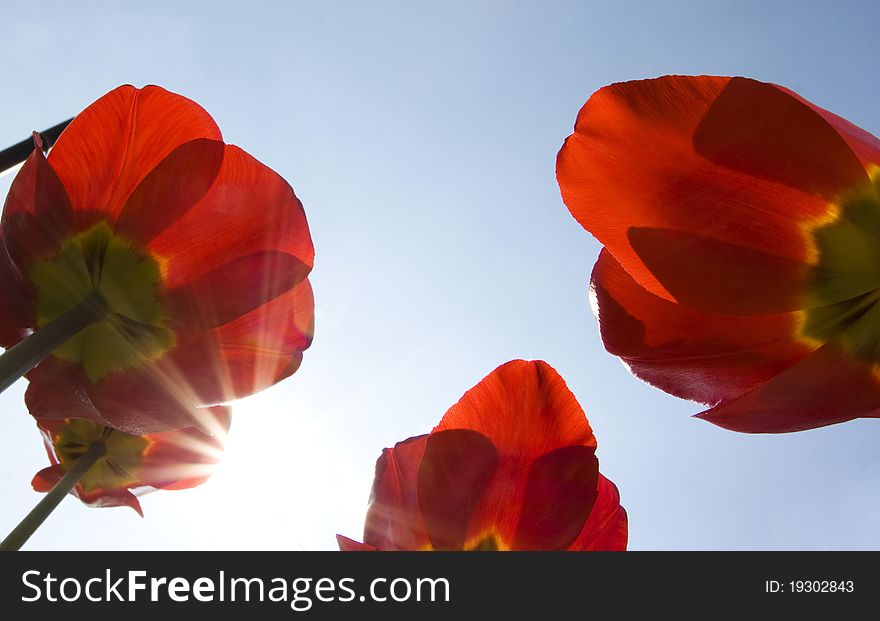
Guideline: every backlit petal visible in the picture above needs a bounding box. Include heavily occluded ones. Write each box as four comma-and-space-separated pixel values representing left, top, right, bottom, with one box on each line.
148, 145, 314, 290
570, 474, 628, 551
2, 145, 74, 269
31, 464, 64, 492
363, 435, 431, 551
417, 429, 499, 550
557, 76, 871, 312
591, 249, 812, 404
511, 445, 599, 550
436, 359, 596, 457
114, 138, 225, 245
697, 343, 880, 433
336, 536, 377, 551
163, 251, 310, 329
48, 85, 221, 223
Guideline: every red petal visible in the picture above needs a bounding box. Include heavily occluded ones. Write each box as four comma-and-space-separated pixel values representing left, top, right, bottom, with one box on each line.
35, 418, 65, 464
48, 85, 221, 223
417, 429, 499, 550
0, 242, 33, 339
211, 278, 314, 354
25, 357, 107, 423
336, 536, 377, 551
691, 77, 868, 200
557, 76, 869, 311
570, 475, 628, 551
625, 227, 809, 315
31, 464, 64, 492
363, 435, 430, 550
164, 251, 310, 328
76, 487, 144, 516
697, 343, 880, 433
26, 355, 206, 434
114, 138, 225, 245
436, 360, 597, 457
2, 145, 74, 269
591, 249, 812, 404
165, 279, 314, 406
147, 145, 314, 290
511, 445, 599, 550
33, 461, 145, 515
0, 146, 71, 336
805, 99, 880, 170
88, 365, 217, 434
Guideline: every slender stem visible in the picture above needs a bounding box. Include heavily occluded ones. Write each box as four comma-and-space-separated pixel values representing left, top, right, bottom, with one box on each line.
0, 291, 106, 395
0, 441, 105, 551
0, 118, 73, 174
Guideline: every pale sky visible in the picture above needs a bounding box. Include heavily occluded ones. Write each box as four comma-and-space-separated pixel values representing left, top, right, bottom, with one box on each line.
1, 0, 878, 550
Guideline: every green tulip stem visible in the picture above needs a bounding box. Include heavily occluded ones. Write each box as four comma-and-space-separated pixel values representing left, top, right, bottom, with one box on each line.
0, 291, 106, 395
0, 441, 106, 551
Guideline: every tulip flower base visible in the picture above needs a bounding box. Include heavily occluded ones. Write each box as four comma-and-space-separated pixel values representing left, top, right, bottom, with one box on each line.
1, 411, 228, 550
339, 360, 628, 552
0, 84, 315, 435
0, 84, 314, 552
558, 75, 880, 433
30, 221, 174, 382
0, 441, 105, 551
802, 169, 880, 360
0, 290, 105, 394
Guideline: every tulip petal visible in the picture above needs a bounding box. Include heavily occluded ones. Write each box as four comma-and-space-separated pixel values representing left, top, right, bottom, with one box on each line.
2, 145, 75, 269
164, 251, 310, 329
0, 146, 74, 338
336, 536, 377, 551
557, 75, 870, 311
626, 227, 809, 315
511, 445, 599, 550
591, 249, 812, 404
211, 278, 314, 354
809, 103, 880, 170
25, 357, 106, 423
436, 360, 597, 457
77, 487, 144, 516
692, 77, 868, 200
434, 361, 599, 548
148, 146, 314, 291
165, 279, 315, 405
26, 355, 205, 435
31, 464, 64, 492
363, 435, 431, 551
696, 343, 880, 433
570, 475, 628, 551
48, 85, 221, 223
417, 429, 499, 550
0, 243, 32, 339
114, 138, 225, 245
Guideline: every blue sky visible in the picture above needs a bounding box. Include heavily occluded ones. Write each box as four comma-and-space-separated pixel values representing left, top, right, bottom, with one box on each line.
1, 0, 878, 550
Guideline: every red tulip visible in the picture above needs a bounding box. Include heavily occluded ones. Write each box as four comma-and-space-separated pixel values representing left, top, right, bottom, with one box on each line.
0, 85, 314, 434
338, 360, 627, 551
31, 406, 229, 515
557, 75, 880, 433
